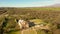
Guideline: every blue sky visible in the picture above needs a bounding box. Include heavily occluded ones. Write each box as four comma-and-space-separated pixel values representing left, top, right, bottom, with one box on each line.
0, 0, 60, 7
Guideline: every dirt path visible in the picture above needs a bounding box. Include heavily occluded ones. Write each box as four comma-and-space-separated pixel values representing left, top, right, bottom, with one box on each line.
53, 29, 60, 34
21, 28, 37, 34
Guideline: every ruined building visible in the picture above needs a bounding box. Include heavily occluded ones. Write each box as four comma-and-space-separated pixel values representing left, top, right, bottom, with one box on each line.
18, 19, 29, 29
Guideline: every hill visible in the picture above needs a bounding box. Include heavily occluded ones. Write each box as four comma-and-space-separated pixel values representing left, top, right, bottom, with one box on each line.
45, 4, 60, 7
0, 7, 60, 34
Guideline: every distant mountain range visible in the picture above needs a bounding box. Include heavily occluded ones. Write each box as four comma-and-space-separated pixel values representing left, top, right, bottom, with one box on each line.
46, 4, 60, 7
